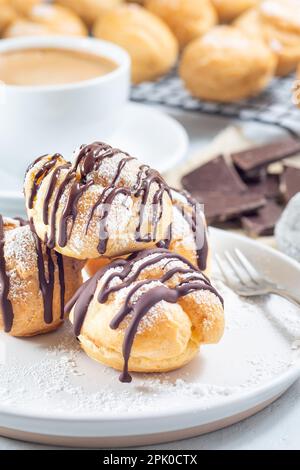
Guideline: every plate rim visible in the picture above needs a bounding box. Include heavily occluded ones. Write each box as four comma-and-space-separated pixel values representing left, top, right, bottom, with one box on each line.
0, 227, 300, 432
116, 102, 189, 174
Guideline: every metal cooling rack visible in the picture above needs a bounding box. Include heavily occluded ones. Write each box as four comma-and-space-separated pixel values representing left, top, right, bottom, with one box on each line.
131, 70, 300, 137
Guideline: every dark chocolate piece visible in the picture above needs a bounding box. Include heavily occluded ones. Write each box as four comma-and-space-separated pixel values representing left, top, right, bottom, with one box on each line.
241, 201, 283, 237
247, 173, 280, 200
181, 155, 266, 224
280, 165, 300, 203
190, 191, 266, 224
182, 155, 247, 194
232, 138, 300, 173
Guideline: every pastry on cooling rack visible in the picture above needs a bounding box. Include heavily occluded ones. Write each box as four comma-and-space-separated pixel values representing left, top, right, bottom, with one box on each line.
0, 216, 83, 337
3, 3, 87, 38
55, 0, 124, 28
66, 248, 224, 382
85, 188, 210, 277
0, 0, 43, 35
255, 0, 300, 77
179, 25, 277, 102
93, 4, 178, 83
211, 0, 259, 22
24, 142, 173, 260
145, 0, 217, 48
234, 9, 263, 37
235, 0, 300, 76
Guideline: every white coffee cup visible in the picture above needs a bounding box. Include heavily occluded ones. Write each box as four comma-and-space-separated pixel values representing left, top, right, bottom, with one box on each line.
0, 36, 131, 178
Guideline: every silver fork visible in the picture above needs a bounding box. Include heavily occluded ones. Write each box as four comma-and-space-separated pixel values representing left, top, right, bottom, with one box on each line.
215, 249, 300, 308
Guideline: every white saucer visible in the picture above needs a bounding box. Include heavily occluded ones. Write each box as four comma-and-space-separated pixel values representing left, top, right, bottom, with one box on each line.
0, 205, 299, 447
0, 102, 188, 203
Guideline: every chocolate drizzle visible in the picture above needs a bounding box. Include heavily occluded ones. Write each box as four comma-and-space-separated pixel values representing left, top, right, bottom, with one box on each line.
33, 231, 55, 324
58, 178, 93, 248
55, 252, 65, 320
65, 248, 223, 383
0, 215, 14, 332
0, 215, 66, 333
27, 154, 62, 209
27, 142, 171, 254
30, 218, 66, 324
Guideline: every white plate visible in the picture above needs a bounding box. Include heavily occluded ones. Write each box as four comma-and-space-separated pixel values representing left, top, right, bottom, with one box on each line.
0, 196, 300, 447
0, 102, 188, 202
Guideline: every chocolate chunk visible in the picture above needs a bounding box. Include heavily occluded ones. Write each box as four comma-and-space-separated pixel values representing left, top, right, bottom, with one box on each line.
247, 173, 280, 200
182, 154, 247, 193
190, 191, 266, 224
181, 155, 266, 224
280, 165, 300, 203
241, 200, 283, 237
232, 138, 300, 173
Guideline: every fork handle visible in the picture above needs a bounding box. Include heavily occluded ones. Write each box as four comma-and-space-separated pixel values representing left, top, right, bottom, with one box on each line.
271, 288, 300, 308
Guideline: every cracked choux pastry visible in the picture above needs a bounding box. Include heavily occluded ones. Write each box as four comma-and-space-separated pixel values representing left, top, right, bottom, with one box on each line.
93, 4, 178, 83
0, 216, 83, 337
55, 0, 124, 28
3, 3, 87, 38
145, 0, 217, 49
85, 188, 211, 278
235, 0, 300, 76
179, 25, 277, 102
66, 248, 224, 382
24, 142, 173, 260
211, 0, 259, 22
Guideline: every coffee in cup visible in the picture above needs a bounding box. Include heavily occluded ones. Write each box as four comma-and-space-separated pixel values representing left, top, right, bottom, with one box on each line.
0, 47, 117, 86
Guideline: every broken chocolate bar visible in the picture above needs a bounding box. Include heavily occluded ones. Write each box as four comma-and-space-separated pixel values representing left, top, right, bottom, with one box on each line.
232, 138, 300, 173
181, 155, 266, 224
190, 191, 266, 224
247, 173, 280, 200
241, 200, 283, 237
182, 154, 247, 193
280, 165, 300, 203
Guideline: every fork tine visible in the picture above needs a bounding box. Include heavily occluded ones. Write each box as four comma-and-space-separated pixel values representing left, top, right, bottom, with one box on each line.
234, 249, 261, 285
224, 251, 253, 286
215, 254, 234, 286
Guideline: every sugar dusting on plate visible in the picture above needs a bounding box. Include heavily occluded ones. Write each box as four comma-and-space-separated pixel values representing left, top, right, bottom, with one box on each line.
0, 279, 299, 417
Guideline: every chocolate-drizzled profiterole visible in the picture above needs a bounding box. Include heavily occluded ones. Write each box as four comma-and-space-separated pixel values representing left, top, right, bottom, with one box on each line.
24, 142, 173, 260
0, 215, 83, 337
66, 248, 224, 383
85, 188, 211, 278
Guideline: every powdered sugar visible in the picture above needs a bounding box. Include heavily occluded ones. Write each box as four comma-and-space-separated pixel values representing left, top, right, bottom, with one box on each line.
0, 275, 299, 417
4, 225, 36, 272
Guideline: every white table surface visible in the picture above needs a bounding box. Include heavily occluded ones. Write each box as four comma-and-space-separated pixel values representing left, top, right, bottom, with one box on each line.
0, 108, 299, 451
